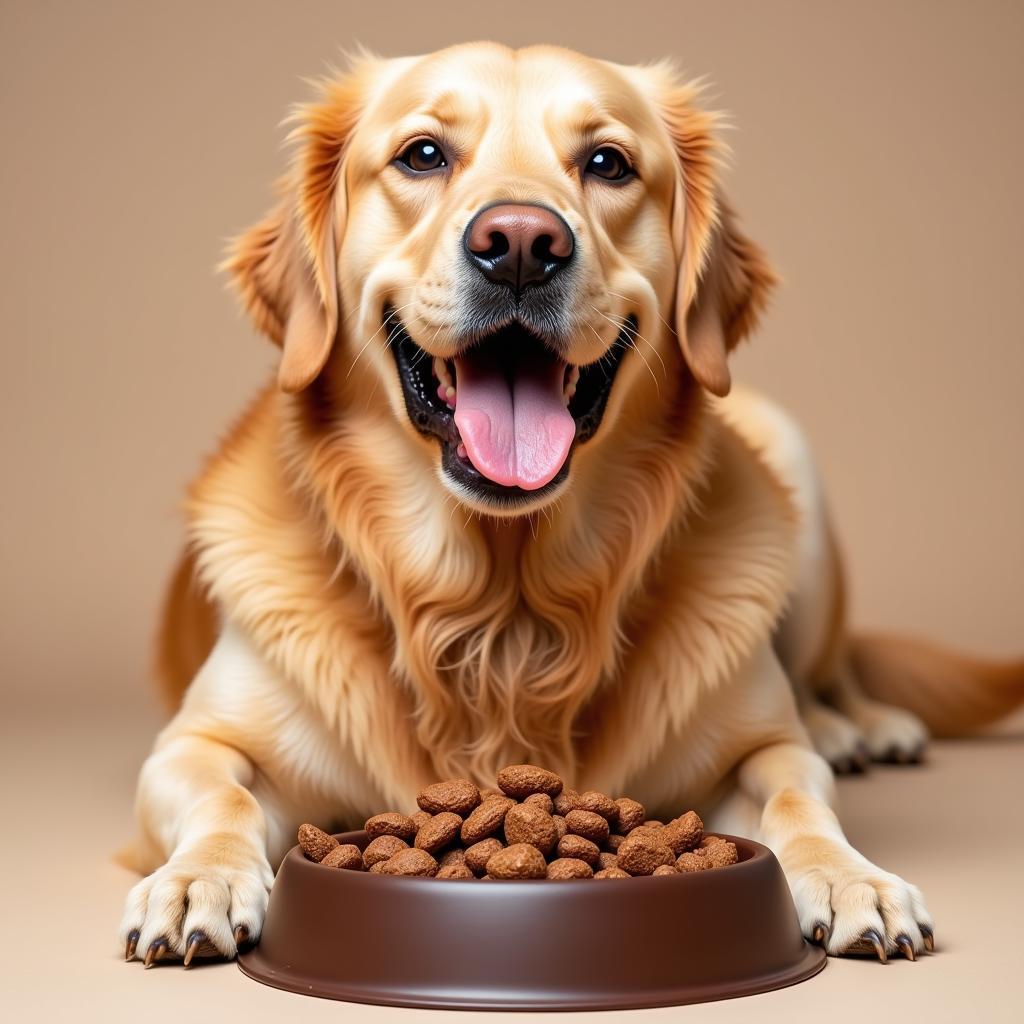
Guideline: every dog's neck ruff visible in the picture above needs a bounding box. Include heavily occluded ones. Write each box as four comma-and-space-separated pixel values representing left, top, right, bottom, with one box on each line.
185, 369, 795, 802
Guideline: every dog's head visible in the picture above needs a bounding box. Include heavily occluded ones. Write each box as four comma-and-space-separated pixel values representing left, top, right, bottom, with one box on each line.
226, 44, 775, 514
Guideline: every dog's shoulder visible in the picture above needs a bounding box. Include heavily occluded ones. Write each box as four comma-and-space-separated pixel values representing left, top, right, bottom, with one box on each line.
182, 383, 341, 640
646, 400, 800, 678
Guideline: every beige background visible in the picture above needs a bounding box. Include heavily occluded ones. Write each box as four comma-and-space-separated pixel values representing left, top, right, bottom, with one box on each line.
1, 2, 1022, 1021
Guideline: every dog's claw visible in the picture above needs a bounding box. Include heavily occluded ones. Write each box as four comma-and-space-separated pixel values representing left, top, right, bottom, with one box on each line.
234, 924, 250, 950
921, 925, 935, 952
846, 928, 888, 962
864, 928, 887, 962
144, 939, 168, 969
896, 934, 916, 961
850, 743, 870, 773
811, 922, 830, 947
125, 929, 140, 961
183, 931, 206, 968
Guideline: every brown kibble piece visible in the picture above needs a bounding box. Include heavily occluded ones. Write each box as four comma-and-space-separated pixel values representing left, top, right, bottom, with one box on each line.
625, 825, 663, 843
524, 792, 554, 814
702, 839, 739, 868
436, 862, 475, 879
411, 811, 432, 830
416, 778, 481, 816
365, 812, 417, 842
617, 832, 675, 876
363, 834, 407, 868
496, 764, 563, 799
557, 833, 601, 866
644, 820, 665, 829
461, 796, 514, 844
653, 864, 678, 876
552, 814, 567, 841
598, 852, 619, 870
552, 788, 581, 816
700, 834, 725, 849
594, 867, 630, 879
486, 842, 548, 879
381, 848, 438, 877
675, 851, 708, 873
504, 803, 558, 855
564, 809, 610, 845
613, 798, 646, 833
479, 787, 504, 801
297, 823, 338, 863
465, 837, 505, 876
368, 860, 389, 874
578, 790, 618, 823
321, 844, 363, 870
547, 857, 594, 879
606, 833, 625, 852
438, 847, 466, 868
662, 810, 703, 854
415, 811, 462, 853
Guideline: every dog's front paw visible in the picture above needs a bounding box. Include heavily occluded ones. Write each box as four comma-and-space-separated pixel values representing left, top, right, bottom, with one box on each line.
782, 838, 935, 961
120, 846, 273, 967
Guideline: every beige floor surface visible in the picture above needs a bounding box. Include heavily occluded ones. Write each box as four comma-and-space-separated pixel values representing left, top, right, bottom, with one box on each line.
2, 697, 1021, 1023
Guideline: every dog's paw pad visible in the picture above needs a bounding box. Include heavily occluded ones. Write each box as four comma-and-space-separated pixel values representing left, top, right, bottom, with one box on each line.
843, 927, 888, 962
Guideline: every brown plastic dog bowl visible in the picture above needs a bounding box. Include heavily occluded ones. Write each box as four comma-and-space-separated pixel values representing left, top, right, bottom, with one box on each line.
238, 830, 824, 1011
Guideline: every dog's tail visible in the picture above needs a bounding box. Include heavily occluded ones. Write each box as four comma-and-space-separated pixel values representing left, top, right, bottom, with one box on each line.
848, 631, 1024, 737
154, 547, 219, 712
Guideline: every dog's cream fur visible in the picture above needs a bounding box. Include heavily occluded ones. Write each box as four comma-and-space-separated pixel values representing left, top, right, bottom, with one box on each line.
123, 43, 1024, 967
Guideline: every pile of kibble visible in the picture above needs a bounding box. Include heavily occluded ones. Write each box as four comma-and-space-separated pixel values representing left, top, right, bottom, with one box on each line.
297, 764, 738, 880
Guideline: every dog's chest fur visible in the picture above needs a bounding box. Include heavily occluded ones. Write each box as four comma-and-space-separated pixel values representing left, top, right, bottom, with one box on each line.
186, 386, 795, 807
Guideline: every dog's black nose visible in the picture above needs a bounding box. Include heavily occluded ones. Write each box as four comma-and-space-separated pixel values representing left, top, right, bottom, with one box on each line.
464, 203, 574, 291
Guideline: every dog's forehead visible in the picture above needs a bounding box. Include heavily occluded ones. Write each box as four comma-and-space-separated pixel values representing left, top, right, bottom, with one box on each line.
360, 45, 662, 147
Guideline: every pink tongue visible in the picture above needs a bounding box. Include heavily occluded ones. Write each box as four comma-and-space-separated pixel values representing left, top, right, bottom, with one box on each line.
453, 348, 576, 490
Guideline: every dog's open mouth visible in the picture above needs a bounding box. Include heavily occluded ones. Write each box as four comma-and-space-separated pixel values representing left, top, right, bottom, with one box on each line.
388, 311, 636, 501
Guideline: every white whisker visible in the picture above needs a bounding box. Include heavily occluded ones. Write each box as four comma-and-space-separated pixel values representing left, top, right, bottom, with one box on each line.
592, 306, 661, 391
345, 301, 420, 380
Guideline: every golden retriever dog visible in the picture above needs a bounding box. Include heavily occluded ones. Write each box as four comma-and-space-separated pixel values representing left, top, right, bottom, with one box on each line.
121, 43, 1024, 969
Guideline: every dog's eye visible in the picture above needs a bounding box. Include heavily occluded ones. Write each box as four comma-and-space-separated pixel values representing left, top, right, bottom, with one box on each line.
396, 139, 448, 174
584, 147, 634, 182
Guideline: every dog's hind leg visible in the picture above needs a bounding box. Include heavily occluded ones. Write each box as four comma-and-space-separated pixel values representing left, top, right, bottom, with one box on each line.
817, 659, 929, 764
793, 687, 871, 773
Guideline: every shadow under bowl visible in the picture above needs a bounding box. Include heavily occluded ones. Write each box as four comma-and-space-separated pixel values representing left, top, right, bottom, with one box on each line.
238, 830, 824, 1011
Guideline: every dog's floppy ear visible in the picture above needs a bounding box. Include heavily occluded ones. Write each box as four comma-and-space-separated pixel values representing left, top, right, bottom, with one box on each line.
677, 200, 777, 397
222, 65, 372, 393
659, 78, 776, 397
